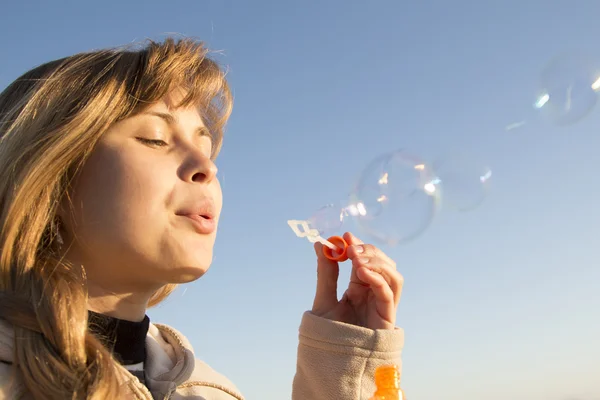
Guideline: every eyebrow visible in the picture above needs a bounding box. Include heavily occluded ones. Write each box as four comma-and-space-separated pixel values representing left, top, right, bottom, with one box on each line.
142, 111, 212, 139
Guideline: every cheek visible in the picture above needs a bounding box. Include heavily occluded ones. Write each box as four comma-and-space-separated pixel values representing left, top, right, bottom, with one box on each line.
67, 146, 171, 248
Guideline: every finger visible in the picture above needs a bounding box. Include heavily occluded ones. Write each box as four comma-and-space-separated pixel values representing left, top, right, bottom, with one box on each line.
343, 233, 402, 304
344, 231, 363, 245
343, 232, 365, 287
312, 242, 340, 313
348, 244, 403, 306
356, 267, 396, 321
360, 260, 404, 307
346, 239, 395, 269
345, 232, 396, 279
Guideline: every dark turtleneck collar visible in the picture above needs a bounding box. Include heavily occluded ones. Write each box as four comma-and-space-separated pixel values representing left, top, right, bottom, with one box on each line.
87, 310, 150, 366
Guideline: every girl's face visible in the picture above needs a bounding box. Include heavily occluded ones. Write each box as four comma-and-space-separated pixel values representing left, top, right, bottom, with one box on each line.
60, 89, 222, 292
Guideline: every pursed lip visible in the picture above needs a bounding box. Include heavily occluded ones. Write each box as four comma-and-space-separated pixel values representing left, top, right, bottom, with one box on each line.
175, 200, 217, 234
178, 213, 217, 234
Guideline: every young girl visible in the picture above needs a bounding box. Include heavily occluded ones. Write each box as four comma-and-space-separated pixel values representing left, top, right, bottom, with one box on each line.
0, 38, 405, 399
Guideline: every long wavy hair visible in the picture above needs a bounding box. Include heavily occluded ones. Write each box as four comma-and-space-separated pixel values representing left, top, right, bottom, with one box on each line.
0, 38, 232, 399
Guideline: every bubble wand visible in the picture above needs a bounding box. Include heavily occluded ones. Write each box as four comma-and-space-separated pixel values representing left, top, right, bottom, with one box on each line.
287, 219, 350, 262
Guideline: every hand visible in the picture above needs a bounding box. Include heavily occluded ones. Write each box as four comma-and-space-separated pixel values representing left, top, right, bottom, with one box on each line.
311, 232, 403, 330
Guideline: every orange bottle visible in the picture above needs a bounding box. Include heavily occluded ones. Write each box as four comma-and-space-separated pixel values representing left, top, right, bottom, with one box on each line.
369, 364, 406, 400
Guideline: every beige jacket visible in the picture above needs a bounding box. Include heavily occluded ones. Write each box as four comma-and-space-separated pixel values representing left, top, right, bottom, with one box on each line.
0, 312, 404, 399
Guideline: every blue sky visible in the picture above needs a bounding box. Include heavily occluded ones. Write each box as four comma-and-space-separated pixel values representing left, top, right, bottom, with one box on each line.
1, 1, 599, 399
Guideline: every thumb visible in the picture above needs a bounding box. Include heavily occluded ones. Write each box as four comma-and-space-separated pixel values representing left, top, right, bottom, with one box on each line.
312, 242, 340, 314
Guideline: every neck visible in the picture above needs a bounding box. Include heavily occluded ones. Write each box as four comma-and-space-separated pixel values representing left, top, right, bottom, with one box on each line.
61, 245, 158, 322
87, 282, 153, 322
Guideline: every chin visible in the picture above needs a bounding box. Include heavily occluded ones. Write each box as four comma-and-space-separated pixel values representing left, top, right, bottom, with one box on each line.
168, 268, 208, 283
169, 258, 212, 283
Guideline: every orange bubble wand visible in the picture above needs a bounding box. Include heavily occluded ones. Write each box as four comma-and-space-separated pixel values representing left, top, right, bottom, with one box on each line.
287, 220, 349, 262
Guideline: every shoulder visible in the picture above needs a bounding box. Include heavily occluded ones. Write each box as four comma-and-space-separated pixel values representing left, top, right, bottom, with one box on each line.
148, 323, 244, 400
178, 358, 244, 400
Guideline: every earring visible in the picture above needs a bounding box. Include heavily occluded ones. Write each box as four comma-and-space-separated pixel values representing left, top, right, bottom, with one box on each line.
54, 217, 65, 248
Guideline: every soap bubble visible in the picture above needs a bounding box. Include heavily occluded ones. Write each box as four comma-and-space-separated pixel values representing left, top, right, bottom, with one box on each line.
295, 149, 492, 251
308, 203, 344, 237
433, 153, 492, 212
533, 52, 600, 126
347, 149, 440, 246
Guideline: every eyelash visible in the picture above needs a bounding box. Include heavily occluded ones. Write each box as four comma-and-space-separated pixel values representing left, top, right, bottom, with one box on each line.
136, 137, 168, 147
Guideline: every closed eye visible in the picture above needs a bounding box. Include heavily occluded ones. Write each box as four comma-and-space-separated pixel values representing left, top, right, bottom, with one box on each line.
136, 137, 168, 147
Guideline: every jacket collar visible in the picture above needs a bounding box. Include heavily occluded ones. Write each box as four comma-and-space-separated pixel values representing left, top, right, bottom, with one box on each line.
0, 317, 243, 400
144, 323, 196, 398
0, 318, 13, 365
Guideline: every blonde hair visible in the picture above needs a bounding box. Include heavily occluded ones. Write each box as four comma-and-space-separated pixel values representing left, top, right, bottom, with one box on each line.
0, 38, 232, 399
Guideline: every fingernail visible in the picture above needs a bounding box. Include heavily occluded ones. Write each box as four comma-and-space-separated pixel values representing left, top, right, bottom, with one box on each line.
357, 257, 370, 264
354, 245, 364, 254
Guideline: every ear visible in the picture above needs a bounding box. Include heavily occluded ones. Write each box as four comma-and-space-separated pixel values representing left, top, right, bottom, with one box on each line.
55, 189, 75, 245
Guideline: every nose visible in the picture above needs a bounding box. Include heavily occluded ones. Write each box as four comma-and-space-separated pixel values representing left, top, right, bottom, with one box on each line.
180, 149, 218, 184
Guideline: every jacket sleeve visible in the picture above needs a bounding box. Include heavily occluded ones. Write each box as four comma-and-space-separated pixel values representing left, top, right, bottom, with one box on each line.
292, 311, 404, 400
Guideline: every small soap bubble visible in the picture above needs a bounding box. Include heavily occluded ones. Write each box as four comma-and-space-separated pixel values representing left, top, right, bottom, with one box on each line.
308, 203, 344, 237
534, 52, 600, 126
432, 153, 491, 212
347, 150, 439, 246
